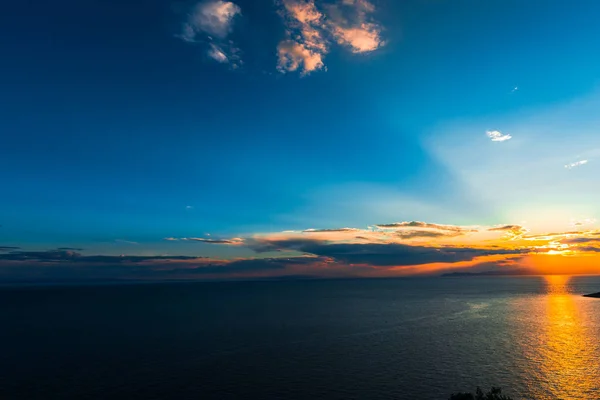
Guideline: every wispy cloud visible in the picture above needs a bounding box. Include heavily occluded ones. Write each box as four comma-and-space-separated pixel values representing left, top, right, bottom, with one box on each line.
303, 227, 361, 233
166, 237, 245, 245
488, 224, 528, 239
115, 239, 139, 245
376, 221, 478, 233
565, 159, 588, 169
179, 1, 242, 67
486, 130, 512, 142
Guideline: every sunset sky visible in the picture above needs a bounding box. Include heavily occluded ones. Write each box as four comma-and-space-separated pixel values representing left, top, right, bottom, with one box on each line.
2, 0, 600, 281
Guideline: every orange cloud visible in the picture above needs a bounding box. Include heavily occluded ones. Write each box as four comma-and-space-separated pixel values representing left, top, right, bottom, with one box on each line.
277, 0, 385, 75
277, 40, 325, 75
332, 23, 383, 53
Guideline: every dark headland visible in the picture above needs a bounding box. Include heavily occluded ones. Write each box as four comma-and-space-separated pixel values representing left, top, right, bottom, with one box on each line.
583, 292, 600, 298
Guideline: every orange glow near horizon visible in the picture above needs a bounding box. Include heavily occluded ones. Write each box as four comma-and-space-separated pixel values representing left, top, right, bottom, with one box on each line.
522, 253, 600, 276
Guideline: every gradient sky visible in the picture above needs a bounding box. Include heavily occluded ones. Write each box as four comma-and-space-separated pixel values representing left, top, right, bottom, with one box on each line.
2, 0, 600, 281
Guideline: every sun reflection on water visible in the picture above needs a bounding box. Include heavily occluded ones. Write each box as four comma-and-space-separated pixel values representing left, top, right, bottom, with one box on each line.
530, 275, 600, 399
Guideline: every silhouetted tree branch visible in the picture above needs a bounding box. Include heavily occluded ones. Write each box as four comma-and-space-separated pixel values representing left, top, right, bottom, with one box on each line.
449, 387, 514, 400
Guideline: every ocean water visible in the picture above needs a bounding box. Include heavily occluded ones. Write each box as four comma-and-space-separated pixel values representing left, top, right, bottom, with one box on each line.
1, 276, 600, 400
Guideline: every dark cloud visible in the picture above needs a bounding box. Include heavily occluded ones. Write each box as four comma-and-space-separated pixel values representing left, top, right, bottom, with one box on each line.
57, 247, 84, 251
165, 257, 321, 275
249, 239, 527, 266
247, 238, 322, 253
376, 221, 478, 233
0, 250, 202, 263
440, 257, 527, 276
562, 237, 600, 244
0, 251, 324, 282
0, 246, 20, 252
576, 246, 600, 252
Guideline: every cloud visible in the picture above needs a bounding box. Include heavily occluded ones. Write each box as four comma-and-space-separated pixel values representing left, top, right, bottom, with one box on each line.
56, 247, 83, 251
522, 230, 585, 241
277, 40, 325, 75
185, 205, 194, 210
394, 230, 455, 239
327, 0, 384, 53
575, 246, 600, 253
164, 256, 320, 275
0, 247, 329, 282
303, 227, 361, 233
248, 238, 528, 267
561, 237, 600, 244
276, 0, 384, 75
488, 224, 528, 239
0, 250, 203, 263
486, 130, 512, 142
376, 221, 478, 233
179, 237, 245, 245
182, 0, 241, 39
0, 246, 20, 252
331, 23, 383, 53
179, 1, 242, 67
208, 44, 228, 63
9, 221, 600, 281
115, 239, 139, 245
565, 159, 588, 169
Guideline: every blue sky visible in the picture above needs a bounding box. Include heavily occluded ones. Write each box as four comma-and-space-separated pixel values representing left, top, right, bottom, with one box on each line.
2, 0, 600, 280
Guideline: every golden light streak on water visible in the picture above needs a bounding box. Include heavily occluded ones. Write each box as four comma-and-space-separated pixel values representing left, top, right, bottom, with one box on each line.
526, 275, 600, 399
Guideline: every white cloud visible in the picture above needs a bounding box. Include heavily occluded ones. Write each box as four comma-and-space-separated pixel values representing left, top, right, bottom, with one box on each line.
486, 130, 512, 142
207, 44, 229, 63
183, 1, 241, 39
565, 159, 588, 169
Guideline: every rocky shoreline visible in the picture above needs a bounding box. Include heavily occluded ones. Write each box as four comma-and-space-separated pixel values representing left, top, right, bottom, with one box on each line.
583, 292, 600, 298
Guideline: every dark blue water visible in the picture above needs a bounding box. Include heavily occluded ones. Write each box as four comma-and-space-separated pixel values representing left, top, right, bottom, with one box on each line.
1, 276, 600, 399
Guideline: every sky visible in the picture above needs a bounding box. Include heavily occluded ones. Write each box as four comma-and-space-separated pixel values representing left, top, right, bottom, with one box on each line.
2, 0, 600, 282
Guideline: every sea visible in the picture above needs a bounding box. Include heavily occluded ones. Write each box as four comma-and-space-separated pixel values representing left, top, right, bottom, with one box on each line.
1, 275, 600, 400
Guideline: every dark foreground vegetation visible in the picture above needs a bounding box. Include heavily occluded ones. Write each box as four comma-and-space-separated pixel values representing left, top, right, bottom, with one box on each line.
449, 387, 514, 400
